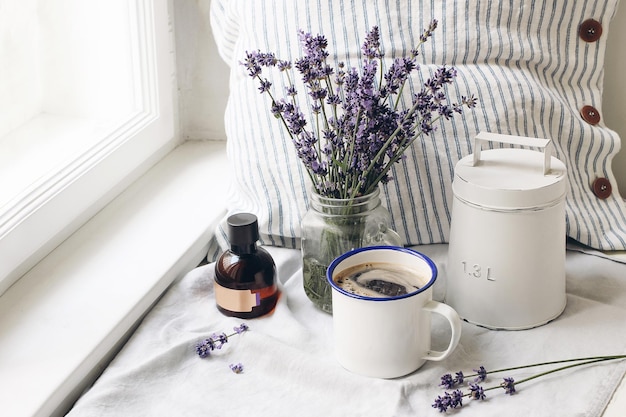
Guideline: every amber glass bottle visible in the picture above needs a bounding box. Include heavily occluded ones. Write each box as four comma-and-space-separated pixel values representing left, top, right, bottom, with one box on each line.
214, 213, 278, 318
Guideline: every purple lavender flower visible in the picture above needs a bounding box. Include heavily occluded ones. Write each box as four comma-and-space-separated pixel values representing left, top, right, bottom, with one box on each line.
419, 119, 435, 136
501, 377, 516, 395
474, 366, 487, 382
298, 30, 329, 60
439, 373, 455, 389
311, 103, 322, 114
241, 50, 277, 78
432, 394, 451, 412
234, 323, 249, 334
326, 94, 341, 106
439, 105, 455, 120
195, 338, 216, 358
295, 30, 330, 85
258, 79, 272, 93
286, 85, 298, 97
381, 57, 415, 98
469, 383, 487, 400
311, 159, 328, 176
361, 26, 381, 59
279, 101, 308, 135
454, 371, 465, 385
449, 389, 464, 408
309, 86, 328, 101
277, 60, 291, 71
420, 19, 438, 43
229, 363, 244, 374
270, 101, 283, 117
241, 51, 262, 77
433, 389, 464, 412
212, 332, 229, 349
459, 95, 478, 111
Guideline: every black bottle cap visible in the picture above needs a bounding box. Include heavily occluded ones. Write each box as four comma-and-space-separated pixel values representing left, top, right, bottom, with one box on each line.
227, 213, 259, 247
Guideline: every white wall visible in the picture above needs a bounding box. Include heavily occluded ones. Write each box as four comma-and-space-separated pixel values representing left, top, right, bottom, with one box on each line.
174, 0, 228, 141
604, 3, 626, 196
175, 1, 626, 195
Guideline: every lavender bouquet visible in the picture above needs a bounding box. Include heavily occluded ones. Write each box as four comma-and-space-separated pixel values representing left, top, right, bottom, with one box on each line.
243, 23, 476, 311
242, 21, 476, 200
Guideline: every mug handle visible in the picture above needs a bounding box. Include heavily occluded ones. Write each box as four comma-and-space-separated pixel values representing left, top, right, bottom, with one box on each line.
421, 300, 462, 361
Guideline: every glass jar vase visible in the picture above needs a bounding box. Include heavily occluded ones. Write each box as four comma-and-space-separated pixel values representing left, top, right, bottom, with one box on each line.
300, 188, 402, 313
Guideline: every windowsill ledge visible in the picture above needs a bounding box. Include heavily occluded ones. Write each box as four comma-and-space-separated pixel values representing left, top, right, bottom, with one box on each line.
0, 140, 228, 417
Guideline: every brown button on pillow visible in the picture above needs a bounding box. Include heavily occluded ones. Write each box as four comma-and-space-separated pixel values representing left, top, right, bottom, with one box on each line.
208, 0, 626, 255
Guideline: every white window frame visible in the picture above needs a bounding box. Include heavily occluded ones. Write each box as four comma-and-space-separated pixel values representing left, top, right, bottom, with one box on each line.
0, 0, 179, 295
0, 2, 233, 417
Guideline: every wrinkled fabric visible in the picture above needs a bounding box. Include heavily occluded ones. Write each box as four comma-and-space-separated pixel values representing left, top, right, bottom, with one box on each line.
67, 245, 626, 417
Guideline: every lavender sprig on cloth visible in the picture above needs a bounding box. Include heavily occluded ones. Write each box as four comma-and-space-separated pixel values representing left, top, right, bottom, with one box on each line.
242, 22, 477, 200
433, 354, 626, 413
195, 323, 249, 359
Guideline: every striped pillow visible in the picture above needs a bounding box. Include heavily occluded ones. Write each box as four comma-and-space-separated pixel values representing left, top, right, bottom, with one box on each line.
208, 0, 626, 257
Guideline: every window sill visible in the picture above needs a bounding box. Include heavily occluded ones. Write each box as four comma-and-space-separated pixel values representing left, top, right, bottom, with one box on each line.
0, 140, 228, 417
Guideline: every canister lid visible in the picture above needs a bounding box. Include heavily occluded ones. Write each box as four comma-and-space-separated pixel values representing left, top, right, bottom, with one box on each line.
453, 133, 567, 209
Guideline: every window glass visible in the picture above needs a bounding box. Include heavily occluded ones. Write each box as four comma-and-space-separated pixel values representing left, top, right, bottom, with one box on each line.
0, 0, 176, 294
0, 0, 134, 209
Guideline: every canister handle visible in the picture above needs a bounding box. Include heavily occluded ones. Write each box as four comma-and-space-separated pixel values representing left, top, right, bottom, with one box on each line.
472, 132, 553, 175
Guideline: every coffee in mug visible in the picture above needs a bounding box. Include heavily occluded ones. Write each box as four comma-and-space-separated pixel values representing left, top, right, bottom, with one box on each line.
327, 246, 462, 379
333, 262, 423, 297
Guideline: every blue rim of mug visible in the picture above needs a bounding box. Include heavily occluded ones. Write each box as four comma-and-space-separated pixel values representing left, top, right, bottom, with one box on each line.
326, 245, 438, 301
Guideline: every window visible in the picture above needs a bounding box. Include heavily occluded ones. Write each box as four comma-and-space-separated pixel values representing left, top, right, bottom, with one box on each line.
0, 0, 178, 295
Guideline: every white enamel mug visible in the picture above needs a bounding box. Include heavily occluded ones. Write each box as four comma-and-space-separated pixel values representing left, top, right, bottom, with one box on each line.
327, 246, 462, 379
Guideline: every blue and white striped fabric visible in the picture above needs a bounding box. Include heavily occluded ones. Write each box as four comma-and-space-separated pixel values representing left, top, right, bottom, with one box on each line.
208, 0, 626, 257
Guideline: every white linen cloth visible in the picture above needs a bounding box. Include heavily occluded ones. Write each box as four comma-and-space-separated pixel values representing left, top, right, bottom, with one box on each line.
66, 245, 626, 417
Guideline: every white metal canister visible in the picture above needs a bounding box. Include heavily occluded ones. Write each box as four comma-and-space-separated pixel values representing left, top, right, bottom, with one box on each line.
446, 132, 568, 330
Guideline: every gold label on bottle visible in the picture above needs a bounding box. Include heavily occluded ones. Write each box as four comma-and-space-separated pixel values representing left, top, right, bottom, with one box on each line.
214, 282, 260, 312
